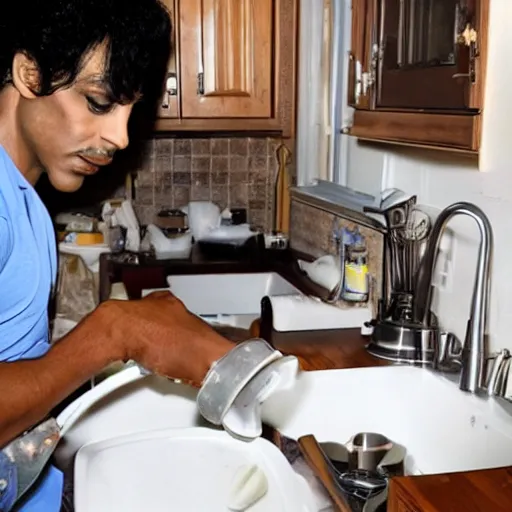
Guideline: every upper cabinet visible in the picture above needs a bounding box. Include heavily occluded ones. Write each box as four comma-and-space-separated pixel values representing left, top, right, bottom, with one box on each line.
180, 0, 273, 118
154, 0, 298, 136
348, 0, 489, 153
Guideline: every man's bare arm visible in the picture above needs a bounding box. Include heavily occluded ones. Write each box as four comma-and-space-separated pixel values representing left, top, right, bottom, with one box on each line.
0, 307, 121, 446
0, 294, 234, 447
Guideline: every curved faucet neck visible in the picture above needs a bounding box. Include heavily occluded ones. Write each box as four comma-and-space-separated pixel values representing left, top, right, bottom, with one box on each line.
412, 202, 493, 393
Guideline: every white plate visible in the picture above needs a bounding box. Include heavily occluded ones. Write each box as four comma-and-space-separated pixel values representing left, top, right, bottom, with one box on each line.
74, 427, 315, 512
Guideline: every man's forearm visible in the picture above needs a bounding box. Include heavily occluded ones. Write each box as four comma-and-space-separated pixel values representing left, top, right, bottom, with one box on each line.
0, 306, 123, 447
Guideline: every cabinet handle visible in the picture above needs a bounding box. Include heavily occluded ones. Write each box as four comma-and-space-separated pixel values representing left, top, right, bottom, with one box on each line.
453, 2, 478, 84
161, 72, 177, 109
197, 72, 204, 96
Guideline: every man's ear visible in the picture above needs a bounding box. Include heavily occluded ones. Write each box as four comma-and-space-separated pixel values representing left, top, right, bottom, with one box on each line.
11, 52, 40, 98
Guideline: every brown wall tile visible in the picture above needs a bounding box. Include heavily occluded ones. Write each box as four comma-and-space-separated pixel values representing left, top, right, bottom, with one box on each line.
173, 156, 191, 172
173, 186, 190, 207
229, 155, 249, 173
248, 138, 267, 156
174, 139, 191, 156
191, 138, 211, 155
191, 172, 210, 187
173, 172, 191, 185
211, 139, 229, 155
229, 184, 249, 207
212, 171, 228, 185
191, 156, 210, 172
230, 139, 248, 156
190, 185, 211, 201
211, 156, 229, 173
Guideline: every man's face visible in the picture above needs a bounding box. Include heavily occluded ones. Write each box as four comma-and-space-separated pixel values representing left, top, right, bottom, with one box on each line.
18, 46, 134, 192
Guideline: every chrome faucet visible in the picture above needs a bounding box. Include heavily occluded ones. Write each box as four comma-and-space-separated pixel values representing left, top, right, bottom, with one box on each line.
412, 202, 493, 394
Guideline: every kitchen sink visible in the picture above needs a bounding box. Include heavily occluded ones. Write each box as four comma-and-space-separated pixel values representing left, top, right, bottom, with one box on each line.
166, 272, 301, 314
263, 365, 512, 475
56, 365, 512, 477
143, 272, 302, 329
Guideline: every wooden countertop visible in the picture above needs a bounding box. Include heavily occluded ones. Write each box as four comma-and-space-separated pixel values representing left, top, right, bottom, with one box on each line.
270, 327, 387, 371
389, 466, 512, 512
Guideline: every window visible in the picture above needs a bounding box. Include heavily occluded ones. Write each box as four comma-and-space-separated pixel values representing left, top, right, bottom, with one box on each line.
296, 0, 387, 200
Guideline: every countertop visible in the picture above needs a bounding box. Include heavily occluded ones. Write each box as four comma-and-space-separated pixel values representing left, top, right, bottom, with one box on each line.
269, 327, 387, 371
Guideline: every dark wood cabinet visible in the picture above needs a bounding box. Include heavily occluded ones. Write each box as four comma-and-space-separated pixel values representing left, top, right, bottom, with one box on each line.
348, 0, 489, 152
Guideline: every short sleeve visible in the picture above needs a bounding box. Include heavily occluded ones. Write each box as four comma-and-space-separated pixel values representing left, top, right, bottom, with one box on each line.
0, 217, 13, 273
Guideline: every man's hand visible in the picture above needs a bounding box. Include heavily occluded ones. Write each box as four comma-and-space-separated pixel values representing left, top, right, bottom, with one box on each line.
93, 291, 235, 387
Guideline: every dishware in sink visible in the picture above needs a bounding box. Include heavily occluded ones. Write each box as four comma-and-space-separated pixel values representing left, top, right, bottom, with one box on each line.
73, 427, 316, 512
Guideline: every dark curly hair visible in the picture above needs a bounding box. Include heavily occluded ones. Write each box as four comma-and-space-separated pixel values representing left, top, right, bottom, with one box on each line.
0, 0, 172, 106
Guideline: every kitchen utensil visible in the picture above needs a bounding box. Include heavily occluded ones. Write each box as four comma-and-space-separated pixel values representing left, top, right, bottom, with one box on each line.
320, 433, 406, 512
261, 426, 337, 511
274, 144, 292, 234
263, 428, 393, 512
365, 196, 441, 367
298, 435, 353, 511
1, 365, 148, 509
320, 435, 406, 478
346, 432, 393, 472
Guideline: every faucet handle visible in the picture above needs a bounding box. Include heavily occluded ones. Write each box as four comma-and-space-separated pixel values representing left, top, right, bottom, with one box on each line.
437, 331, 463, 371
486, 349, 511, 397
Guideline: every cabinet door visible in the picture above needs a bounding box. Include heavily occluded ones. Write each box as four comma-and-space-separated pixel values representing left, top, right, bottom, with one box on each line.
179, 0, 273, 118
376, 0, 480, 110
157, 0, 180, 118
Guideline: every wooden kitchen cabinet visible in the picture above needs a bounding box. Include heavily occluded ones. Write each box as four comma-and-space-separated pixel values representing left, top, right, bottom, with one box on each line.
388, 467, 512, 511
154, 0, 298, 136
347, 0, 489, 153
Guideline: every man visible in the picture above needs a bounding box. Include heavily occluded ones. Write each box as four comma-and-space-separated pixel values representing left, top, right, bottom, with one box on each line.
0, 1, 235, 510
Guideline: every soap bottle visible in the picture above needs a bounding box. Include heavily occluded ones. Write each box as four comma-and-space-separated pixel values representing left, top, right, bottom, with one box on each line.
340, 228, 369, 302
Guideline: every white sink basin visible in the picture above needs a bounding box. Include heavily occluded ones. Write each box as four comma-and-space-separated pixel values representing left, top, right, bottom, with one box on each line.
144, 272, 301, 329
57, 365, 512, 477
165, 272, 301, 317
263, 365, 512, 475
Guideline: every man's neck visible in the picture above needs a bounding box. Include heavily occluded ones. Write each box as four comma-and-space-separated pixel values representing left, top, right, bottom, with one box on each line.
0, 86, 43, 185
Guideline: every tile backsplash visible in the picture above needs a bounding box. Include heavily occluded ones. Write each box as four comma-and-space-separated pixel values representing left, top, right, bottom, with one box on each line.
289, 199, 384, 310
133, 137, 289, 231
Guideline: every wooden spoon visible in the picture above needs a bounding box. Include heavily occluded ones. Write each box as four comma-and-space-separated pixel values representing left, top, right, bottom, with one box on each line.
298, 434, 353, 512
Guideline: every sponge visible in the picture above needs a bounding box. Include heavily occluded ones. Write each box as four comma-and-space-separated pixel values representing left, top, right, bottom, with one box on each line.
227, 464, 268, 511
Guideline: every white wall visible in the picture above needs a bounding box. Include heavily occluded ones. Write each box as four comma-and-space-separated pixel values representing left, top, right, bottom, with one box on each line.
344, 0, 512, 353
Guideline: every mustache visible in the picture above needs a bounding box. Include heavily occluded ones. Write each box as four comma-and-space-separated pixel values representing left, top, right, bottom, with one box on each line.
77, 148, 116, 159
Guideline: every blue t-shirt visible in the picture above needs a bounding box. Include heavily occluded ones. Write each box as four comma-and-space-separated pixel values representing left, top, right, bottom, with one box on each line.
0, 146, 63, 510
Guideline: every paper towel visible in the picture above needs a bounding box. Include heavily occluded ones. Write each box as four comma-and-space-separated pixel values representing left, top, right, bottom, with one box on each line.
266, 294, 372, 332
